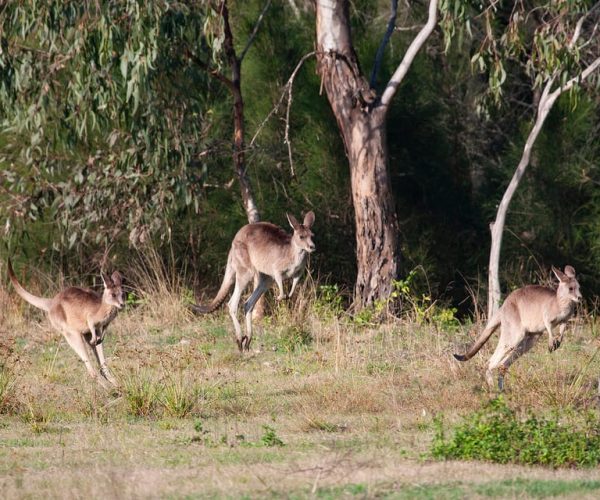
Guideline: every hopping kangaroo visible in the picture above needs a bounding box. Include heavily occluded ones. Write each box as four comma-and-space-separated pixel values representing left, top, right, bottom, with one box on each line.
454, 266, 581, 390
8, 260, 124, 388
191, 211, 315, 352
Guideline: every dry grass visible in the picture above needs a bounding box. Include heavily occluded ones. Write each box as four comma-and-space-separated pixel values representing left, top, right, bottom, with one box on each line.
1, 263, 600, 498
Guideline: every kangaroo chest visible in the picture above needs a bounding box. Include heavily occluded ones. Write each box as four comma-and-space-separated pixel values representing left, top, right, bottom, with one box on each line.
282, 251, 307, 278
93, 306, 118, 328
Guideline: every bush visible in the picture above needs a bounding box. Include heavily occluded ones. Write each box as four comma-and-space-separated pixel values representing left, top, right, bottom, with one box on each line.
432, 396, 600, 468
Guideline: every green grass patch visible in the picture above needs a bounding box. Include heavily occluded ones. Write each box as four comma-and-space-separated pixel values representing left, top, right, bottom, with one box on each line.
432, 396, 600, 467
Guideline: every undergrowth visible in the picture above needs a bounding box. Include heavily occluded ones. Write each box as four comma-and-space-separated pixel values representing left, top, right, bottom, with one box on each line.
432, 396, 600, 468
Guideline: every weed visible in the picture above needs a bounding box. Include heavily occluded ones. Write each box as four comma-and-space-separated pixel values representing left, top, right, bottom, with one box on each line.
260, 425, 285, 447
432, 396, 600, 467
315, 284, 344, 318
276, 326, 312, 352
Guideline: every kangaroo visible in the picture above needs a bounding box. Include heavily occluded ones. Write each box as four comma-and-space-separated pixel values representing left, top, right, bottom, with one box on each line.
454, 265, 581, 390
7, 259, 124, 389
191, 211, 315, 352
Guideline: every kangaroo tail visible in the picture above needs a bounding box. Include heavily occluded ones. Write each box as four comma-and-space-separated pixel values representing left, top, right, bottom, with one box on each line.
7, 259, 52, 312
189, 252, 235, 314
453, 312, 501, 362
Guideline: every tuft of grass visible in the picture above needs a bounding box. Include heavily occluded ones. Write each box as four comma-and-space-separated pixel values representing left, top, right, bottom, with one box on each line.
122, 369, 161, 418
0, 364, 18, 414
432, 396, 600, 468
160, 373, 197, 418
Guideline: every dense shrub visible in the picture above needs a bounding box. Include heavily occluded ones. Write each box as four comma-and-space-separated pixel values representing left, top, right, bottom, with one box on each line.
432, 397, 600, 468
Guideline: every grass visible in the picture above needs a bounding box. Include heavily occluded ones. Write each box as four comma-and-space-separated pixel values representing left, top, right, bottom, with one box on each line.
1, 267, 600, 497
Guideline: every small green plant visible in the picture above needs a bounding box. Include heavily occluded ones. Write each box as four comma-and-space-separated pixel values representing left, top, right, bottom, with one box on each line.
276, 326, 312, 352
352, 300, 386, 326
392, 268, 460, 331
315, 284, 344, 317
260, 425, 284, 447
432, 396, 600, 468
125, 291, 142, 307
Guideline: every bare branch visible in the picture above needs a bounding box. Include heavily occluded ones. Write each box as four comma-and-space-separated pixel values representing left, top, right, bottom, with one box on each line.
569, 1, 600, 48
185, 48, 235, 92
249, 51, 317, 152
379, 0, 438, 111
370, 0, 398, 88
240, 0, 272, 62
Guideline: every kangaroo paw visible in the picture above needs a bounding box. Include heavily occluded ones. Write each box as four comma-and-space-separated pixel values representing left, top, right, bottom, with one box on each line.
549, 338, 561, 352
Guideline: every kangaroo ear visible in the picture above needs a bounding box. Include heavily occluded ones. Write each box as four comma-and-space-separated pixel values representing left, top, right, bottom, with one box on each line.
303, 211, 315, 228
564, 265, 576, 278
111, 271, 122, 287
552, 266, 567, 282
101, 272, 113, 288
287, 213, 299, 230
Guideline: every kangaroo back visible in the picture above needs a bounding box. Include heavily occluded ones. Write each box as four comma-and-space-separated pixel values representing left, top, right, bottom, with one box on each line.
7, 260, 52, 312
454, 311, 501, 361
190, 249, 236, 314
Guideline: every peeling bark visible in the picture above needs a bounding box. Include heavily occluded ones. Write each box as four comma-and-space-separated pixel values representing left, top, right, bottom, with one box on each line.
316, 0, 400, 307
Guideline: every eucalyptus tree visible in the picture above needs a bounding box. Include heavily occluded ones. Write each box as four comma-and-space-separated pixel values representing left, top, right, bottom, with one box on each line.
0, 1, 265, 259
461, 1, 600, 316
314, 0, 440, 308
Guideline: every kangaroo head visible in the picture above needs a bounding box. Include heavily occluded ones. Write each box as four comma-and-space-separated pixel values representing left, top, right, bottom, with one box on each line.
101, 271, 125, 309
552, 265, 582, 304
287, 211, 316, 253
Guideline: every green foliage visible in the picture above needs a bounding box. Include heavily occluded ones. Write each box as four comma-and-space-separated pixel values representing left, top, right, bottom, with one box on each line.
314, 284, 344, 318
275, 326, 312, 353
432, 397, 600, 468
0, 1, 216, 251
260, 425, 284, 447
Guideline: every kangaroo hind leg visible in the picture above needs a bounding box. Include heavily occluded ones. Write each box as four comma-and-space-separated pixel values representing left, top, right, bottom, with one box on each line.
62, 329, 110, 389
229, 272, 252, 352
487, 328, 531, 391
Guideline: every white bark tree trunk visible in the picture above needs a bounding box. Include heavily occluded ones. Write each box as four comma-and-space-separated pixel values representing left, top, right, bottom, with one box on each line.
487, 54, 600, 317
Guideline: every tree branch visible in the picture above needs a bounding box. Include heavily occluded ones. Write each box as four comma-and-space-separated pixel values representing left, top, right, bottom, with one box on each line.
185, 48, 235, 92
250, 51, 317, 177
379, 0, 438, 112
370, 0, 398, 88
240, 0, 272, 62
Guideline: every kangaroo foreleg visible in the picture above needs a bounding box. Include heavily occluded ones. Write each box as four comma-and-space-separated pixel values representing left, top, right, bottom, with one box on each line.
273, 273, 286, 300
87, 319, 98, 346
288, 276, 300, 299
550, 323, 567, 352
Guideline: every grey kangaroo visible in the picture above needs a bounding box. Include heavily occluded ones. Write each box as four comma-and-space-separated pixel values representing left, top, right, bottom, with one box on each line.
191, 211, 315, 352
8, 260, 124, 388
454, 265, 581, 390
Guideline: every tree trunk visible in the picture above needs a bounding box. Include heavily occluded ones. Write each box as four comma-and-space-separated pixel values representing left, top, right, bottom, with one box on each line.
487, 88, 557, 317
222, 0, 260, 224
316, 0, 400, 308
